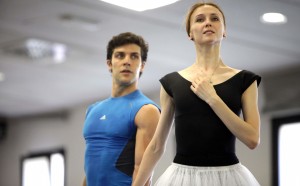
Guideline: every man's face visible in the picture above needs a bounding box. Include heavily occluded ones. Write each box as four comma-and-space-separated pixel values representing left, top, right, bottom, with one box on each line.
107, 44, 144, 87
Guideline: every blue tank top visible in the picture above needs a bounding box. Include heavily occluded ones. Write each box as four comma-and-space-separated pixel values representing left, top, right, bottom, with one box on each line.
83, 90, 159, 186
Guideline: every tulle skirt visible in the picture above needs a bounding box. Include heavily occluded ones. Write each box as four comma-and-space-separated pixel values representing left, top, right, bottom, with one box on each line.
154, 163, 260, 186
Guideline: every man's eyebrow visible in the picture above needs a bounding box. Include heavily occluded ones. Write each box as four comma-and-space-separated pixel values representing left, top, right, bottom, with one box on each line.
113, 51, 139, 53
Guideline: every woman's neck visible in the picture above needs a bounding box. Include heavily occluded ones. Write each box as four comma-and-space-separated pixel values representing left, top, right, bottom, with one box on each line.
191, 47, 224, 84
194, 45, 221, 70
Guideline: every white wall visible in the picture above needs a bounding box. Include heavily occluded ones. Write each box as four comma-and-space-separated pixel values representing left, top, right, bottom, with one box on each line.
0, 105, 87, 186
0, 91, 272, 186
236, 114, 271, 186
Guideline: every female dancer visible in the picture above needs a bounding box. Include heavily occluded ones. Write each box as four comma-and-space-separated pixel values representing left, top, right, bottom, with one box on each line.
133, 2, 261, 186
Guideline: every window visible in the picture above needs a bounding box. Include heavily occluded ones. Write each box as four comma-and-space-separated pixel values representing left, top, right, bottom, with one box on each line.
272, 115, 300, 186
21, 149, 65, 186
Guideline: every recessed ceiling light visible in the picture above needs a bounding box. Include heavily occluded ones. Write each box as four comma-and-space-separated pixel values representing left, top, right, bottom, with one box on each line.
99, 0, 180, 11
261, 12, 287, 24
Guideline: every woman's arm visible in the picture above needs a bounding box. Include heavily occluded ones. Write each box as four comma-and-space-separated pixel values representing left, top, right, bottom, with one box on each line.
191, 80, 260, 149
132, 86, 175, 186
82, 176, 86, 186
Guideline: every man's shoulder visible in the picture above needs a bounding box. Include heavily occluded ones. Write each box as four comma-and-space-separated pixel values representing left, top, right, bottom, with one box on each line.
139, 103, 159, 112
136, 92, 160, 111
135, 103, 160, 128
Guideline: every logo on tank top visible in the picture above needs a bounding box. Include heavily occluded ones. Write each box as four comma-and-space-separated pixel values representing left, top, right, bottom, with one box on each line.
99, 115, 106, 120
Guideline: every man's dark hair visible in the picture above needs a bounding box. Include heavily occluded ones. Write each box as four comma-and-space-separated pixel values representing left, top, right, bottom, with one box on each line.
106, 32, 149, 62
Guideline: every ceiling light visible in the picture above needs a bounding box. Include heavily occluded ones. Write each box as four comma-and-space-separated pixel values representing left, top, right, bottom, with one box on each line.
261, 12, 287, 24
25, 39, 52, 59
52, 44, 67, 63
25, 39, 67, 63
99, 0, 180, 11
2, 38, 68, 63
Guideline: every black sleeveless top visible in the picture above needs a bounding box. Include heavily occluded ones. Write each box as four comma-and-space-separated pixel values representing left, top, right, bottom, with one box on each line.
160, 70, 261, 166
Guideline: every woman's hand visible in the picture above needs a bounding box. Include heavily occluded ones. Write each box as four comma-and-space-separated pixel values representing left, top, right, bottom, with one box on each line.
190, 76, 217, 103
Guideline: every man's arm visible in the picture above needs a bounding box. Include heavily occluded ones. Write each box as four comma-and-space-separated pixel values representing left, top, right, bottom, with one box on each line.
133, 104, 160, 185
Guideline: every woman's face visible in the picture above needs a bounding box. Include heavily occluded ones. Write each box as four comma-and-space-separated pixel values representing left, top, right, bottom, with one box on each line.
189, 5, 226, 45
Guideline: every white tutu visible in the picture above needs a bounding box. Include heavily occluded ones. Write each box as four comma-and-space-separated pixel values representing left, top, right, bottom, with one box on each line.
154, 163, 260, 186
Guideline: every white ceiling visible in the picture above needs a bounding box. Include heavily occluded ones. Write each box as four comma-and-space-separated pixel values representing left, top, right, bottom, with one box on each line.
0, 0, 300, 118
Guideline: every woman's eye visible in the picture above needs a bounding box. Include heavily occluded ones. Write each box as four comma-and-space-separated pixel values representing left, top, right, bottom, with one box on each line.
212, 17, 219, 21
196, 18, 204, 22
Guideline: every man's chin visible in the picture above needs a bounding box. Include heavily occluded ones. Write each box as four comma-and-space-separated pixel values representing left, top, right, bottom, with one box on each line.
119, 80, 136, 86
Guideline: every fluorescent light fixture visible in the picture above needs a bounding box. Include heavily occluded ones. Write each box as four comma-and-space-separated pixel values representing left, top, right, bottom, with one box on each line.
52, 44, 67, 63
25, 39, 52, 59
99, 0, 180, 11
261, 12, 287, 24
24, 38, 67, 63
2, 38, 68, 63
